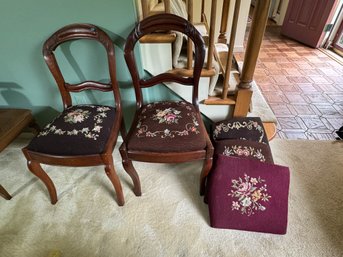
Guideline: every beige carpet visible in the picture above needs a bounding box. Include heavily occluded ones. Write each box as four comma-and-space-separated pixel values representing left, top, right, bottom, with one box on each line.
1, 134, 342, 257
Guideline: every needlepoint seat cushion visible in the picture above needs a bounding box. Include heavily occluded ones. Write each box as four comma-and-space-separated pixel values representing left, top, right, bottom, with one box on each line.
214, 139, 274, 164
207, 154, 290, 234
27, 105, 115, 156
212, 117, 268, 144
127, 101, 207, 152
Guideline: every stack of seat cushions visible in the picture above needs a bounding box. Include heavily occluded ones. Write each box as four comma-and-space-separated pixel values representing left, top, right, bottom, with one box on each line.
206, 117, 290, 234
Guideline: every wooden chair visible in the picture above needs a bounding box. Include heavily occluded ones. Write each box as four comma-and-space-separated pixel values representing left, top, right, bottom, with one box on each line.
22, 24, 127, 206
0, 108, 40, 200
120, 14, 214, 197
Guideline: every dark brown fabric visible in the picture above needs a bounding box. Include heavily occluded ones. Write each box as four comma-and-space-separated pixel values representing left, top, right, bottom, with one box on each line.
28, 105, 115, 156
214, 139, 274, 164
212, 117, 268, 144
127, 101, 207, 152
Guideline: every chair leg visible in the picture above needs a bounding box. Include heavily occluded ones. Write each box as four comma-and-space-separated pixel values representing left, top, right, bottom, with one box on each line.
119, 144, 141, 196
27, 161, 58, 204
105, 163, 125, 206
0, 184, 12, 200
29, 119, 41, 134
122, 160, 141, 196
199, 157, 213, 196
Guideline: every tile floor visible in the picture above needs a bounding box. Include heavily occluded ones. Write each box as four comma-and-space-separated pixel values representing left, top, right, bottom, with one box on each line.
236, 26, 343, 140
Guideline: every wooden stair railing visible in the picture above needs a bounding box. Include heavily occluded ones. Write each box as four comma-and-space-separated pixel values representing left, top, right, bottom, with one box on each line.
138, 0, 272, 117
139, 0, 217, 78
204, 0, 241, 105
139, 0, 176, 44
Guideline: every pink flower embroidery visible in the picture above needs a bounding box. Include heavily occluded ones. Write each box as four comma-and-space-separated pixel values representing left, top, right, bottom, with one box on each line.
229, 174, 271, 216
135, 102, 200, 138
153, 108, 181, 124
238, 182, 252, 195
223, 145, 266, 162
232, 201, 240, 210
165, 113, 177, 122
64, 109, 90, 124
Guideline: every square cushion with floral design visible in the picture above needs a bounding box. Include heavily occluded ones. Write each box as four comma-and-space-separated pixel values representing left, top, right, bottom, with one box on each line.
212, 117, 268, 144
207, 154, 290, 234
214, 139, 274, 164
27, 105, 116, 156
127, 101, 206, 152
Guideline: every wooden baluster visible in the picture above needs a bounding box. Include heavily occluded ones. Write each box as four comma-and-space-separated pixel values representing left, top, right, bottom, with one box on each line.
141, 0, 149, 19
234, 0, 271, 117
201, 0, 205, 22
218, 0, 230, 44
187, 0, 194, 70
238, 0, 271, 88
206, 0, 217, 71
222, 0, 241, 100
164, 0, 171, 14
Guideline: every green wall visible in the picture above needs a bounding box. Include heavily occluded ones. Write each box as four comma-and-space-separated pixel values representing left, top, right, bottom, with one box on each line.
0, 0, 178, 127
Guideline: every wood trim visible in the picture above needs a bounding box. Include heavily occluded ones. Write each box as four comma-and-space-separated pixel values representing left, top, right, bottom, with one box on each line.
263, 122, 277, 141
206, 0, 217, 70
332, 11, 343, 52
23, 148, 106, 166
139, 33, 177, 43
222, 0, 241, 99
127, 150, 207, 163
218, 0, 230, 44
318, 48, 343, 65
141, 0, 150, 19
0, 109, 37, 152
187, 0, 194, 70
233, 88, 253, 117
239, 0, 271, 88
164, 0, 171, 13
203, 96, 236, 105
166, 67, 216, 77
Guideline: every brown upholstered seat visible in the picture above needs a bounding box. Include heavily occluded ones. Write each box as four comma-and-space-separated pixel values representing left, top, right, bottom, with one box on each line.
22, 24, 128, 206
212, 117, 268, 144
28, 105, 116, 156
214, 139, 274, 164
127, 101, 206, 152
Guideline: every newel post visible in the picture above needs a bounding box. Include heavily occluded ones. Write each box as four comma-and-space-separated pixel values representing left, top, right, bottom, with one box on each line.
234, 0, 271, 116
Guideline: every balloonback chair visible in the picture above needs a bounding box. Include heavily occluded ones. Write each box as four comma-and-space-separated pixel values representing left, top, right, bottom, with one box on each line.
120, 14, 214, 197
22, 24, 127, 206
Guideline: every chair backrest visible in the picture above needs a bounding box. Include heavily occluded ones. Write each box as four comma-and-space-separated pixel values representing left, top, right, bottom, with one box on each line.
124, 13, 205, 110
43, 23, 121, 111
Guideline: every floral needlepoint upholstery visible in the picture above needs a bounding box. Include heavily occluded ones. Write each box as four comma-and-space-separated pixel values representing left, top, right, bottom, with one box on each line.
127, 101, 206, 152
207, 154, 290, 234
212, 117, 268, 144
214, 139, 274, 164
28, 105, 115, 155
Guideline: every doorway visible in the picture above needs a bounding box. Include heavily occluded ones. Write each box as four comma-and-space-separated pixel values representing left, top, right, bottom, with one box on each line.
331, 3, 343, 57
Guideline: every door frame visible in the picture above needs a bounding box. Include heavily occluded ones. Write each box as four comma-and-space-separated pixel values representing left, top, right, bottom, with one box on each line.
332, 4, 343, 54
323, 1, 343, 48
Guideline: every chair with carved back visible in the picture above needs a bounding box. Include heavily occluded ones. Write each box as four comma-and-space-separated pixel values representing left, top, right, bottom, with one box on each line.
120, 14, 214, 197
22, 24, 127, 206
